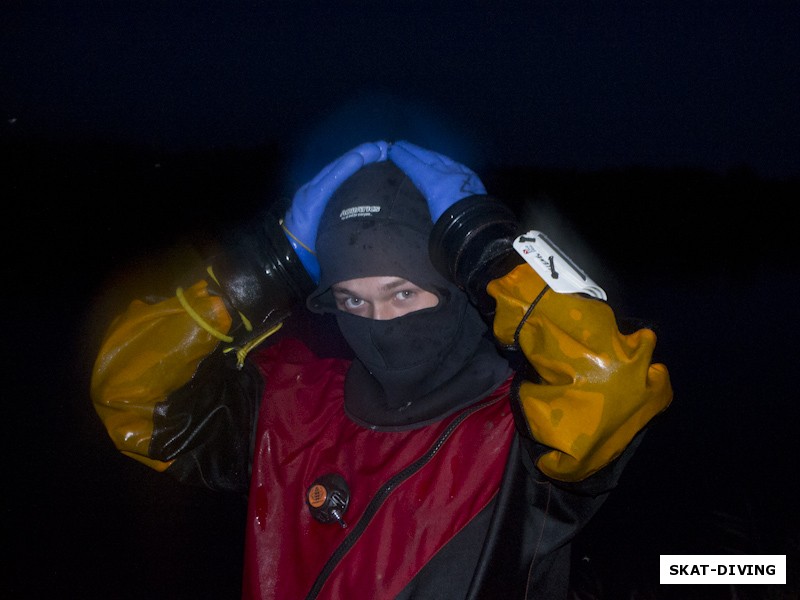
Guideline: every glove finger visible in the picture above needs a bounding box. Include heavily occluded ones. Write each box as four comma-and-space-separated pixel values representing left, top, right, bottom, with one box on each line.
391, 140, 479, 179
308, 140, 389, 198
293, 141, 388, 222
312, 152, 366, 200
392, 141, 484, 189
304, 140, 388, 192
390, 142, 445, 176
352, 140, 390, 163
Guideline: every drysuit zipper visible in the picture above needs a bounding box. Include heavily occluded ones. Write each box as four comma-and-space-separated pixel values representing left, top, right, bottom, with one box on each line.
304, 397, 499, 600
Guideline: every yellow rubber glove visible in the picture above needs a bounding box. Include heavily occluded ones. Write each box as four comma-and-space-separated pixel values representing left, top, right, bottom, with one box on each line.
488, 264, 672, 482
90, 280, 233, 471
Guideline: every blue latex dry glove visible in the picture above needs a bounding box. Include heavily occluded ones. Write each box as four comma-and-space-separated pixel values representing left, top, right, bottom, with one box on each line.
388, 140, 487, 222
283, 141, 389, 282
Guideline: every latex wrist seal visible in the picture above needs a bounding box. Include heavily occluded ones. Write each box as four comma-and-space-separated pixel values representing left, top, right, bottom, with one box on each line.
208, 204, 316, 341
429, 195, 522, 316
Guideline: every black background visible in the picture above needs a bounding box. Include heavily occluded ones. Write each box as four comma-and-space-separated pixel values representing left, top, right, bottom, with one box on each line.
4, 4, 798, 599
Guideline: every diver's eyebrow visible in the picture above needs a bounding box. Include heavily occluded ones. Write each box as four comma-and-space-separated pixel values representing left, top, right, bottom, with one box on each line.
331, 286, 356, 296
379, 278, 416, 292
332, 278, 413, 297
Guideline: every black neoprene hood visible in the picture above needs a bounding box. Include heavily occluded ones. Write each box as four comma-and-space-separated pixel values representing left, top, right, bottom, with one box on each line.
307, 160, 451, 313
304, 159, 510, 427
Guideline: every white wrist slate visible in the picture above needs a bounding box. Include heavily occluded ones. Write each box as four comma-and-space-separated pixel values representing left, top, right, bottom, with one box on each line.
512, 231, 607, 300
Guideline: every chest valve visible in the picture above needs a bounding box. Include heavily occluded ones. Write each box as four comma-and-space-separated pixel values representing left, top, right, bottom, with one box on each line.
307, 473, 350, 528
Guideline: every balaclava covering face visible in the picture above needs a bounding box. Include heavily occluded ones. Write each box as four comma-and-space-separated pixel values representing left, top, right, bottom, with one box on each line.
308, 161, 509, 429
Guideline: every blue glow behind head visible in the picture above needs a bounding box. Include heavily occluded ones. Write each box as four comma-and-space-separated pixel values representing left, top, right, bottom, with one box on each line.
285, 90, 480, 194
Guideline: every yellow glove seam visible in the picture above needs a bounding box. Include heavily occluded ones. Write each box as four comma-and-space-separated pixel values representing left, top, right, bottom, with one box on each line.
175, 286, 234, 343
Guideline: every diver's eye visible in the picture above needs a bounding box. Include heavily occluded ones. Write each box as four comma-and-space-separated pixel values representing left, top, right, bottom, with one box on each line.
343, 297, 364, 309
395, 290, 415, 301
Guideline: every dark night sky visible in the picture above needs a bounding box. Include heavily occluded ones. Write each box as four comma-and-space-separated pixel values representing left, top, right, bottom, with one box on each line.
3, 3, 799, 182
4, 4, 799, 599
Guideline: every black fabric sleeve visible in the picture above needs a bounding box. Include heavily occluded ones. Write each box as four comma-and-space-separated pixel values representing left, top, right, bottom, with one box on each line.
151, 350, 264, 495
